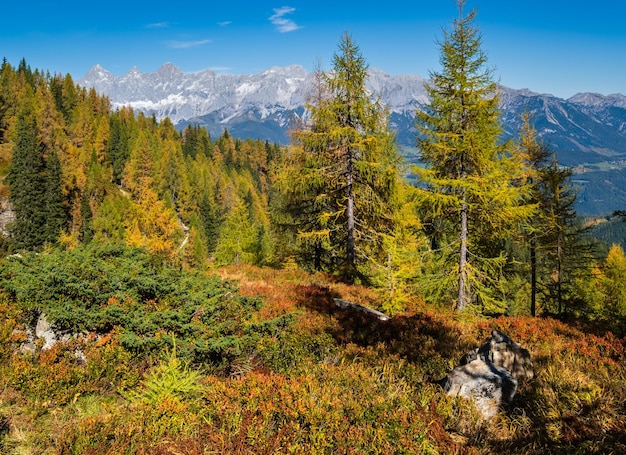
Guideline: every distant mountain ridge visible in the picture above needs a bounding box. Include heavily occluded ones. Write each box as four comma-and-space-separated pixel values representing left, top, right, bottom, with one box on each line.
79, 63, 626, 215
79, 63, 428, 139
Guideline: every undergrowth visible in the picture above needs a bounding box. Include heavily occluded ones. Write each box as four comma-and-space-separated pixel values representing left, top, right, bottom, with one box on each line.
0, 253, 624, 453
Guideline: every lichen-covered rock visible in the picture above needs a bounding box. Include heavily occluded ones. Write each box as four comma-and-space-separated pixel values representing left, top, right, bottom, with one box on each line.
461, 329, 534, 381
442, 359, 518, 419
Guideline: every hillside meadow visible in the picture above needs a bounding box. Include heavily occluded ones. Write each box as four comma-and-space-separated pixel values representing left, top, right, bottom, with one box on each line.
0, 247, 624, 454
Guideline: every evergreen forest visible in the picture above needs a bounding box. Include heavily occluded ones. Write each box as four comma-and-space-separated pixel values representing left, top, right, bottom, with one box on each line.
0, 6, 624, 454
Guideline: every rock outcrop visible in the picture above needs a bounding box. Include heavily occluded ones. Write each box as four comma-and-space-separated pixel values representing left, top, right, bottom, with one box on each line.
333, 298, 391, 321
441, 359, 518, 419
440, 330, 533, 419
13, 313, 87, 364
35, 313, 59, 351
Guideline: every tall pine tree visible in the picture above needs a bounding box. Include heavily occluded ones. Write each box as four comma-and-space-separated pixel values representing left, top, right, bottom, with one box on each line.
6, 98, 47, 250
272, 64, 331, 271
278, 33, 400, 282
43, 149, 66, 241
416, 2, 534, 311
537, 157, 580, 315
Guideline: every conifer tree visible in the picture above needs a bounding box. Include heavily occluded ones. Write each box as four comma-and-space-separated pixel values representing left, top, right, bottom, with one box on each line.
215, 199, 256, 265
60, 74, 78, 122
6, 97, 67, 249
0, 60, 15, 145
536, 157, 581, 315
122, 129, 182, 259
107, 107, 134, 184
125, 187, 182, 260
272, 64, 331, 271
509, 114, 596, 317
6, 98, 48, 250
49, 74, 64, 114
514, 113, 550, 315
80, 189, 94, 242
179, 213, 209, 269
416, 2, 534, 311
17, 58, 34, 88
599, 244, 626, 326
199, 194, 220, 252
182, 125, 211, 159
44, 149, 67, 241
375, 184, 426, 314
272, 140, 329, 271
279, 33, 400, 281
122, 129, 156, 196
158, 137, 196, 223
91, 193, 133, 244
82, 152, 114, 241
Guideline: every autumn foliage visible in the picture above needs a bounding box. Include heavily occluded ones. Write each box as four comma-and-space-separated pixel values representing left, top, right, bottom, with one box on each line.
0, 32, 625, 454
0, 255, 624, 453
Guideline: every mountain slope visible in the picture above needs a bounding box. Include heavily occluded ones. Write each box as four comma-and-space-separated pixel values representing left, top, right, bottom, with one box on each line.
500, 88, 626, 165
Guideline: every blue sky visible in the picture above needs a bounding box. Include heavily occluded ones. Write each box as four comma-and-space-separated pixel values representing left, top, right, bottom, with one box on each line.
2, 1, 625, 99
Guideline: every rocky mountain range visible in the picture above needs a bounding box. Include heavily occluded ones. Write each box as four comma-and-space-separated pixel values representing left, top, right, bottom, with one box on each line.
79, 63, 626, 215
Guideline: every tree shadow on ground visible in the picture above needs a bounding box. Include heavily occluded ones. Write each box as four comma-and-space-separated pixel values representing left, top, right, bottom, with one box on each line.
483, 352, 626, 455
292, 283, 626, 454
293, 283, 474, 379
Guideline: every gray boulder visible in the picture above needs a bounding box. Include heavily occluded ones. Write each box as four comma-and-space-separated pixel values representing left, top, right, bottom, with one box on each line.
12, 313, 59, 353
438, 330, 533, 419
461, 329, 534, 381
442, 359, 518, 419
35, 313, 58, 351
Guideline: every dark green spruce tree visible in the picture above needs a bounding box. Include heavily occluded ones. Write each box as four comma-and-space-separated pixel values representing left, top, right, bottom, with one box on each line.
43, 149, 67, 242
504, 113, 552, 316
107, 109, 134, 184
536, 156, 591, 316
6, 99, 50, 250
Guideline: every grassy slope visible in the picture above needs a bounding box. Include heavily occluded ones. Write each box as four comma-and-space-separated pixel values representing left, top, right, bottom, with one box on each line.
1, 264, 625, 454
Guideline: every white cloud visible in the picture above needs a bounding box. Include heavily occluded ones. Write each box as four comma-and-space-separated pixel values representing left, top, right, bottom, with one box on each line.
218, 21, 232, 27
269, 6, 301, 33
146, 22, 170, 29
167, 39, 212, 49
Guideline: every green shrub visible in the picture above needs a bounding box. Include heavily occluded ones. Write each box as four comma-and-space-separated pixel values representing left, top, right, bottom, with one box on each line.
0, 244, 293, 367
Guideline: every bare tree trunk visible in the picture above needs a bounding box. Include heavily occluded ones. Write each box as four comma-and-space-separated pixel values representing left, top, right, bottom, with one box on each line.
530, 238, 537, 316
557, 236, 563, 315
456, 199, 469, 311
346, 145, 355, 279
314, 240, 322, 271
